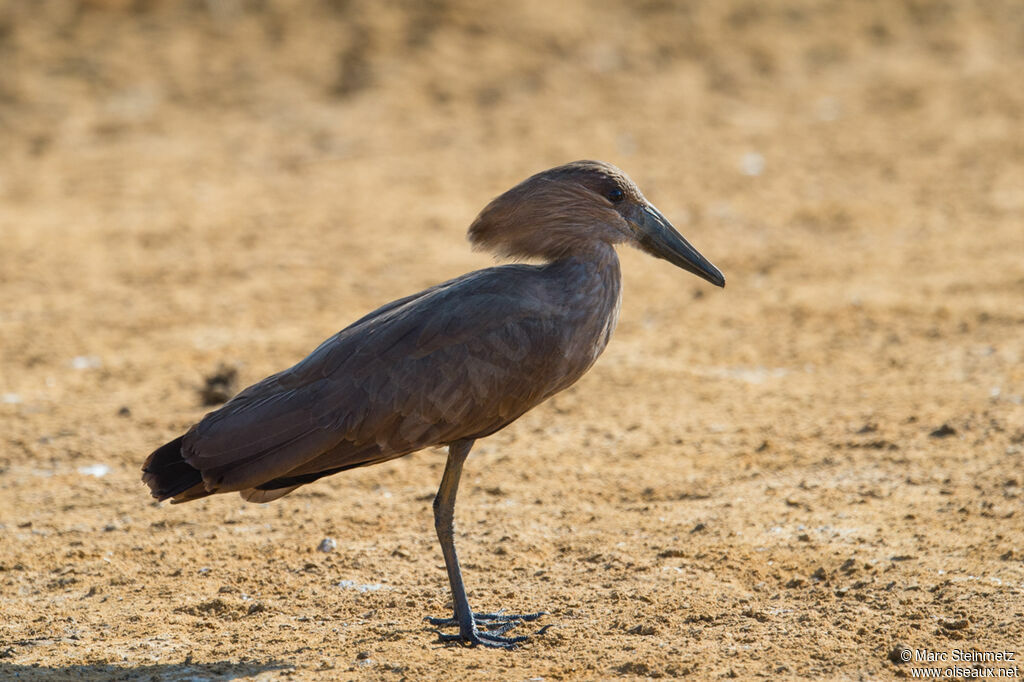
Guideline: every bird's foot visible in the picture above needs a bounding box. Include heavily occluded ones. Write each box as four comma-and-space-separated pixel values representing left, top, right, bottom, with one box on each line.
428, 610, 548, 649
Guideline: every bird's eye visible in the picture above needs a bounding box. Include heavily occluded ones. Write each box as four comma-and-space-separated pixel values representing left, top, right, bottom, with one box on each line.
608, 188, 625, 202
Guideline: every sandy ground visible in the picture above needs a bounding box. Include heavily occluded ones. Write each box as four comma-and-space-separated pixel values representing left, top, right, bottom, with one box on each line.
1, 1, 1023, 679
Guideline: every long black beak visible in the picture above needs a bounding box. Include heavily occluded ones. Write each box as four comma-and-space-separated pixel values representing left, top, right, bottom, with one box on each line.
631, 204, 725, 287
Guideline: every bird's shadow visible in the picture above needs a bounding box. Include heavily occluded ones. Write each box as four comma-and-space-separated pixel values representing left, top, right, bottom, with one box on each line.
0, 660, 292, 681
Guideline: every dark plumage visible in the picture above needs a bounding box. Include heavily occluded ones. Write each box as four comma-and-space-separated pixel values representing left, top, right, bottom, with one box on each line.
143, 160, 724, 648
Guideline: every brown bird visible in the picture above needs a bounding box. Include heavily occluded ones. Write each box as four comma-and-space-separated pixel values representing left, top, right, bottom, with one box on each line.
143, 160, 724, 648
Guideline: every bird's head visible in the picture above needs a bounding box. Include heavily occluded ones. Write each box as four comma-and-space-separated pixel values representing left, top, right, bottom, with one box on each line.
468, 160, 724, 287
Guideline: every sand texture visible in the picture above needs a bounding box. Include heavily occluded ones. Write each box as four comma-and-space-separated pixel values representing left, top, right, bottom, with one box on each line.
1, 1, 1023, 679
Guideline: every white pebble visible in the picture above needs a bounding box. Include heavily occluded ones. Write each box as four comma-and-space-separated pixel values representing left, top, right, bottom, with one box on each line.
78, 464, 110, 478
337, 580, 387, 592
71, 356, 103, 370
740, 152, 765, 176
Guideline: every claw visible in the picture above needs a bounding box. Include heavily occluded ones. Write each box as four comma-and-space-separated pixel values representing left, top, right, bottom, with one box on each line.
477, 619, 520, 636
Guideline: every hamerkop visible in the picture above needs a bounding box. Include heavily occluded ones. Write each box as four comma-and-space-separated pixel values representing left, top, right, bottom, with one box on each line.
143, 160, 724, 648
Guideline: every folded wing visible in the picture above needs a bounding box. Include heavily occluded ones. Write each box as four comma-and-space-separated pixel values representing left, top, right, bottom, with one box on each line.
171, 266, 572, 498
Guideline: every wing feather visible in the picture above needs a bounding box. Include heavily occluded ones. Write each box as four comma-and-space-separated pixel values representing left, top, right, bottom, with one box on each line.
181, 265, 576, 495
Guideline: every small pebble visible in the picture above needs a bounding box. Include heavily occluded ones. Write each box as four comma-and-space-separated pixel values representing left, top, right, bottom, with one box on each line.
317, 537, 337, 553
200, 363, 239, 406
71, 355, 102, 370
740, 152, 765, 176
889, 643, 912, 664
939, 618, 969, 631
78, 464, 110, 478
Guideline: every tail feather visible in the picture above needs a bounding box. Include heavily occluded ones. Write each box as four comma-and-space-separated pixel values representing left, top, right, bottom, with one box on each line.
142, 435, 205, 501
169, 481, 215, 504
239, 485, 301, 503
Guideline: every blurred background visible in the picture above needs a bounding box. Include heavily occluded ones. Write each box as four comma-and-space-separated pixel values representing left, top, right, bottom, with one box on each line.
1, 0, 1022, 678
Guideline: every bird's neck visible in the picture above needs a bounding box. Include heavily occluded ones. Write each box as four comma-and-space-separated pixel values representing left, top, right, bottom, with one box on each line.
544, 241, 622, 356
546, 240, 620, 271
545, 239, 620, 281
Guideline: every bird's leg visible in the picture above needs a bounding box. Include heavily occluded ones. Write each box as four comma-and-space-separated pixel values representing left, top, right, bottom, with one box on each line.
427, 439, 545, 649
